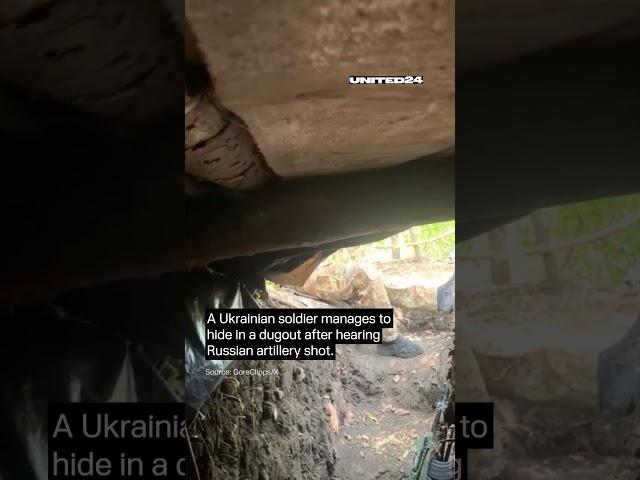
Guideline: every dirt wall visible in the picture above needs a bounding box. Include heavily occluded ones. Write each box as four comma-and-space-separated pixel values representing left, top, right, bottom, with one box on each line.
191, 359, 337, 480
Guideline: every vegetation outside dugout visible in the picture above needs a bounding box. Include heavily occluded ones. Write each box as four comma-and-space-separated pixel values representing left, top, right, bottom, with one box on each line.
330, 221, 455, 264
458, 193, 640, 288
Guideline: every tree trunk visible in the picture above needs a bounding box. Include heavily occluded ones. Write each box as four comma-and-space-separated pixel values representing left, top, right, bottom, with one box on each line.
409, 228, 422, 260
489, 227, 511, 286
391, 234, 402, 260
531, 210, 559, 284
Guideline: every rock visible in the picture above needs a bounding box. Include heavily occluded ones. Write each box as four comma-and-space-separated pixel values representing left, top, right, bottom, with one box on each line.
324, 401, 340, 434
262, 401, 278, 421
293, 366, 306, 382
273, 388, 285, 401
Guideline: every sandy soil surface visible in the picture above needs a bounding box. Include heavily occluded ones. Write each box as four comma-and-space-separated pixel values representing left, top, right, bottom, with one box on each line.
377, 259, 453, 290
497, 401, 640, 480
333, 329, 452, 480
458, 286, 640, 479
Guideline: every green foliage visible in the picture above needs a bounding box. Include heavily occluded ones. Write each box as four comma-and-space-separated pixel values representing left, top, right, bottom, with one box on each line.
413, 221, 455, 260
546, 193, 640, 284
462, 193, 640, 286
329, 221, 455, 264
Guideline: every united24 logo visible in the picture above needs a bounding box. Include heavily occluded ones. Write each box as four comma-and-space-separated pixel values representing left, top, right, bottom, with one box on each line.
349, 76, 424, 84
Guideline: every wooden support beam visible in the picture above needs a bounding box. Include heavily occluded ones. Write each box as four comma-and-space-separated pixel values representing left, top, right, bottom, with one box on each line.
457, 31, 640, 241
187, 154, 454, 266
1, 150, 452, 301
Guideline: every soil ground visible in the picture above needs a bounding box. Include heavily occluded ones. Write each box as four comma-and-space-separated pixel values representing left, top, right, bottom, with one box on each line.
459, 286, 640, 480
499, 402, 640, 480
190, 259, 454, 480
333, 330, 452, 480
190, 327, 452, 480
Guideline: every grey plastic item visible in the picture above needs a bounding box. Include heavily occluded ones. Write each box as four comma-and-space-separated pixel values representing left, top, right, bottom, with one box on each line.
427, 458, 455, 480
437, 273, 455, 314
185, 270, 257, 420
0, 301, 179, 480
597, 314, 640, 417
623, 260, 640, 294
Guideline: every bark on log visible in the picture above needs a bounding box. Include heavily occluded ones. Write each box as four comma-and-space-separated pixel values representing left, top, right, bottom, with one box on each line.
0, 0, 183, 121
184, 28, 276, 191
532, 210, 559, 284
185, 92, 276, 190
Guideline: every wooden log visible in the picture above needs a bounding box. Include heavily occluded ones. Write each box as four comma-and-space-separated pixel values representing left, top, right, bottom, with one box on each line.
0, 0, 183, 121
488, 227, 510, 286
408, 228, 422, 259
457, 31, 640, 241
1, 152, 452, 300
187, 0, 454, 179
532, 210, 559, 284
187, 154, 454, 267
